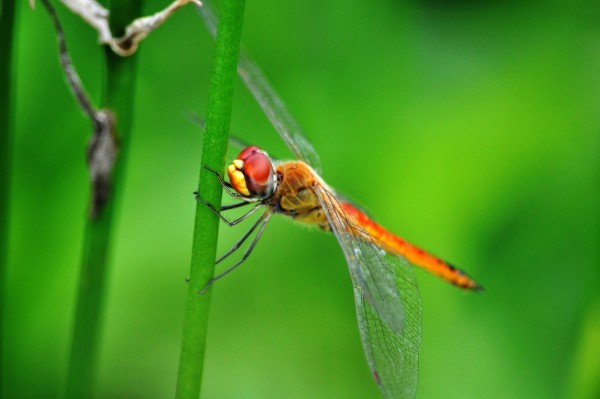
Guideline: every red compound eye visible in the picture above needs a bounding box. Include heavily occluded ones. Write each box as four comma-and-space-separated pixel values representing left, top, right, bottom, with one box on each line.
232, 146, 275, 198
244, 151, 273, 196
237, 145, 261, 162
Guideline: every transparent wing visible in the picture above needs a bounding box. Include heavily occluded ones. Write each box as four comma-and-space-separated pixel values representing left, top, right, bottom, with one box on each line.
197, 2, 323, 173
314, 184, 422, 399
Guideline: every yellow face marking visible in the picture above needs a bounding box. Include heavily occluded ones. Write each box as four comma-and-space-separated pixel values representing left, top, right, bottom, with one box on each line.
232, 159, 244, 170
228, 161, 250, 196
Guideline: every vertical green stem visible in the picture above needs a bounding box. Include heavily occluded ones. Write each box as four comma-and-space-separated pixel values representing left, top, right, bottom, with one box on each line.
175, 0, 246, 398
65, 1, 142, 398
0, 0, 17, 395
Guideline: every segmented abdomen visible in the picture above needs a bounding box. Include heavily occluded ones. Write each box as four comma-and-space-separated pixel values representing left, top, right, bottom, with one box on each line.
340, 202, 481, 291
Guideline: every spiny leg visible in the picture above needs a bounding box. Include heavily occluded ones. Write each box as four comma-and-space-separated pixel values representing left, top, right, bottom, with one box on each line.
194, 193, 251, 212
202, 165, 242, 199
195, 194, 263, 226
188, 198, 261, 283
220, 201, 252, 211
194, 164, 262, 225
199, 210, 273, 295
215, 209, 267, 265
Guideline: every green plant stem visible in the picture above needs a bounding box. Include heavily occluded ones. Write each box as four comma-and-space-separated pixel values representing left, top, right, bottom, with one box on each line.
65, 1, 142, 398
0, 0, 17, 394
175, 0, 246, 397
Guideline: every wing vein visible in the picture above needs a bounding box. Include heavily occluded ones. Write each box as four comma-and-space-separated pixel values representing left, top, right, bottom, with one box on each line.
313, 184, 422, 399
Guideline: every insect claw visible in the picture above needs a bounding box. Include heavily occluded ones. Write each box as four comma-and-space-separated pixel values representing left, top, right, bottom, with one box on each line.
194, 192, 205, 203
202, 165, 218, 174
198, 280, 214, 295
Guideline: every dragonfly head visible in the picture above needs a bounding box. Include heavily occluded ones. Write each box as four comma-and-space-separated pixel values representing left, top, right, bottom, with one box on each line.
227, 145, 277, 200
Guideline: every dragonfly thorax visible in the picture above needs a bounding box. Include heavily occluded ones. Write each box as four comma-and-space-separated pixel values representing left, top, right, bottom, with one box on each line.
227, 145, 278, 201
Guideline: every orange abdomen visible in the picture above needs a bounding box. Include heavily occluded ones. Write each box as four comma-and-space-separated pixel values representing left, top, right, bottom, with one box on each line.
340, 203, 482, 291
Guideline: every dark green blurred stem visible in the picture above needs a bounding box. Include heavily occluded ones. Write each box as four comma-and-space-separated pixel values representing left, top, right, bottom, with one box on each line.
65, 1, 142, 398
0, 0, 17, 394
175, 0, 246, 397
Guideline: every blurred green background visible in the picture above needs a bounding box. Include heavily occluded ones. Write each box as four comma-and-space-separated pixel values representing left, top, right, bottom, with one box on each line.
3, 0, 600, 398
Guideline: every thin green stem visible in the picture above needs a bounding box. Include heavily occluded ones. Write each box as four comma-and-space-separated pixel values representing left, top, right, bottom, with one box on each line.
0, 0, 17, 395
175, 0, 246, 397
65, 1, 142, 398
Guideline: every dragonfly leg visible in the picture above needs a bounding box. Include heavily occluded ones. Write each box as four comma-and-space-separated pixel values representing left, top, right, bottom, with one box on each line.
220, 201, 252, 212
215, 209, 265, 265
202, 165, 243, 199
194, 194, 263, 227
199, 210, 273, 295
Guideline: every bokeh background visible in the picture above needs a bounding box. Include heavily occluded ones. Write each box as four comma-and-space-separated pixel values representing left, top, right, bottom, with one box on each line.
3, 0, 600, 398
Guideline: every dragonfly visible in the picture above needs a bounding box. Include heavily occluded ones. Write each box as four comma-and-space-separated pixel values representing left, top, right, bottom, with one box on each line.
196, 3, 482, 399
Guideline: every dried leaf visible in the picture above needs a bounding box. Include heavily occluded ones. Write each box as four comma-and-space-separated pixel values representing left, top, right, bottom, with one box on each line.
35, 0, 201, 56
41, 0, 117, 218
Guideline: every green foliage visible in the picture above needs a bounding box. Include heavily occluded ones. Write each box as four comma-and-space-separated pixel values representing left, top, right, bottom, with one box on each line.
3, 0, 599, 398
64, 0, 143, 397
175, 0, 246, 397
0, 0, 17, 395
